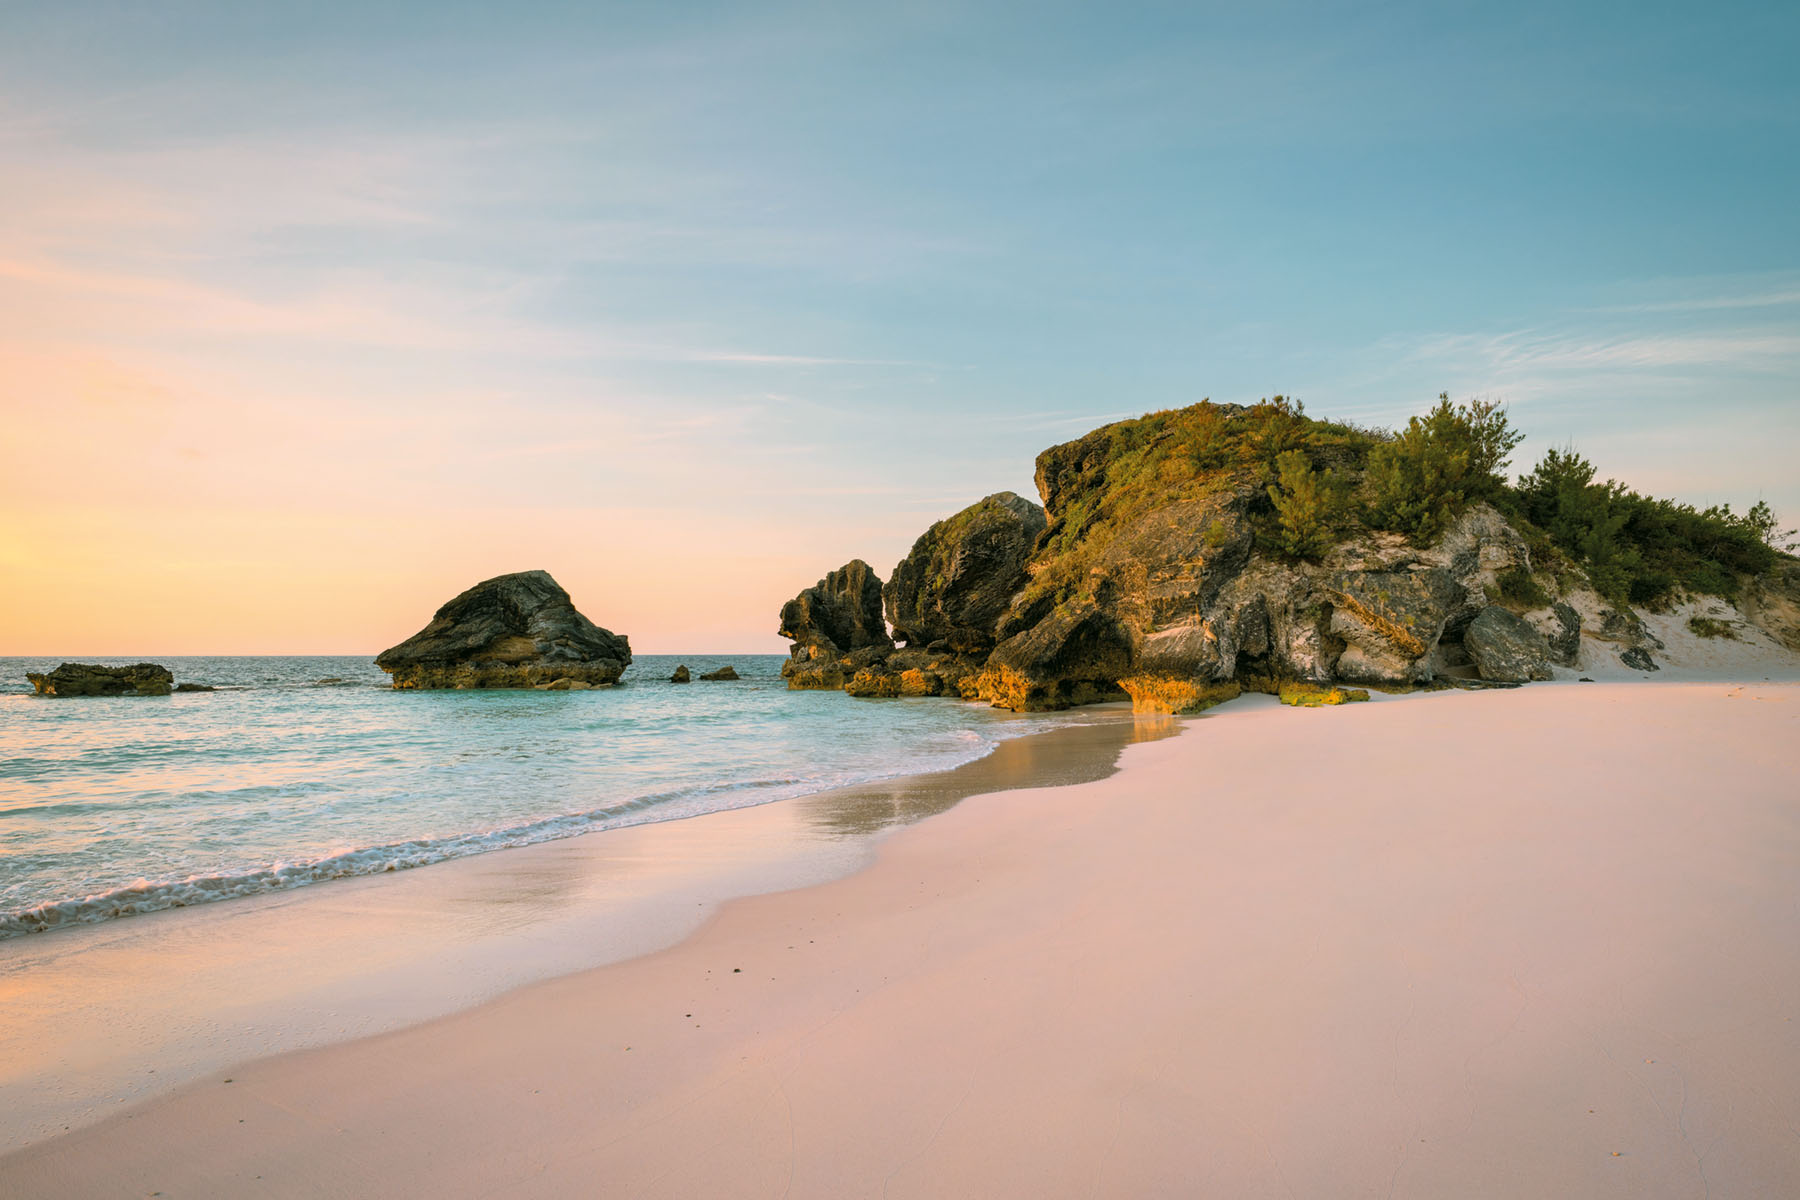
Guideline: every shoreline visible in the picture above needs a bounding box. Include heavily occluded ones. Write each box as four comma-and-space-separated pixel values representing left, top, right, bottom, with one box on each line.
3, 680, 1796, 1197
0, 704, 1169, 1150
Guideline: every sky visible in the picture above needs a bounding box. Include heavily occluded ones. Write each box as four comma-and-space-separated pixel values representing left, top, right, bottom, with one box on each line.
2, 0, 1797, 654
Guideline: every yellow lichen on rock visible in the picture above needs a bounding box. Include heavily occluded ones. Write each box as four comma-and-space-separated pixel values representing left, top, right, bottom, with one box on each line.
1118, 676, 1242, 714
1278, 681, 1370, 707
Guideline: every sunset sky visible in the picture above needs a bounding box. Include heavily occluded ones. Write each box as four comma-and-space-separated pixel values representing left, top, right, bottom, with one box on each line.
4, 1, 1797, 654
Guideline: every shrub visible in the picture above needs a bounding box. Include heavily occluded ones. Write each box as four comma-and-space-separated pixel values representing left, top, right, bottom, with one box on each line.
1512, 446, 1778, 606
1367, 395, 1521, 541
1492, 566, 1552, 610
1265, 449, 1352, 560
1686, 616, 1738, 640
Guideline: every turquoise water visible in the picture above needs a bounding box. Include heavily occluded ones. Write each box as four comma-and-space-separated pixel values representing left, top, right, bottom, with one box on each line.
0, 654, 1071, 937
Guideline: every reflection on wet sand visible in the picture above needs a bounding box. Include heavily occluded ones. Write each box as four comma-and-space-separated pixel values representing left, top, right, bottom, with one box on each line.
797, 708, 1182, 838
0, 705, 1188, 1147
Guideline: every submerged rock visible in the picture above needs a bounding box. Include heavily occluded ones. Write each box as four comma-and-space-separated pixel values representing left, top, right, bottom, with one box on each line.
699, 665, 739, 681
173, 682, 216, 693
670, 665, 691, 683
27, 663, 174, 697
375, 570, 630, 689
885, 492, 1046, 653
1463, 605, 1554, 683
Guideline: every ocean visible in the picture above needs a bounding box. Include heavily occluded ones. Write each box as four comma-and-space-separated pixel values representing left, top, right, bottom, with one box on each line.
0, 654, 1075, 938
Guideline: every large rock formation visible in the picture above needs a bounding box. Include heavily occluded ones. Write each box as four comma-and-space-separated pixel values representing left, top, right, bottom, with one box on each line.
778, 559, 893, 689
1463, 605, 1554, 683
775, 400, 1794, 710
885, 492, 1046, 653
376, 570, 630, 689
27, 663, 173, 697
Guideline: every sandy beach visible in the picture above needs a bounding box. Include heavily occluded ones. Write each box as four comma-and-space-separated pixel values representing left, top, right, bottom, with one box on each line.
4, 681, 1798, 1198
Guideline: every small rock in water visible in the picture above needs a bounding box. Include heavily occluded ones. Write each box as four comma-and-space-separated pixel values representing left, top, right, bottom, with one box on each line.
700, 666, 739, 681
670, 665, 691, 683
173, 682, 217, 693
27, 663, 174, 697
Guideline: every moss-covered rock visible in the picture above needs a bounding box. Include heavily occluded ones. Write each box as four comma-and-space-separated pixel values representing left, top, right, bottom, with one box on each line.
779, 559, 891, 659
27, 662, 174, 697
1278, 682, 1370, 707
375, 570, 630, 690
1118, 676, 1242, 714
885, 492, 1046, 654
979, 602, 1133, 711
778, 559, 893, 689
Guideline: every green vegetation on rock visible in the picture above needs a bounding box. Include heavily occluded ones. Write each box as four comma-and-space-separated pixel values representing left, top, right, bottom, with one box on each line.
1278, 682, 1370, 707
1511, 447, 1780, 607
776, 392, 1794, 713
1366, 396, 1521, 542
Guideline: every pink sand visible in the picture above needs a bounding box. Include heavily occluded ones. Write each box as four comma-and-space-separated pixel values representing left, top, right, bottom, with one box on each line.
3, 681, 1797, 1198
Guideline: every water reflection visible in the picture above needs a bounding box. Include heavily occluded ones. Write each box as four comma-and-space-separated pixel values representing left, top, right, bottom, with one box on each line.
796, 709, 1186, 838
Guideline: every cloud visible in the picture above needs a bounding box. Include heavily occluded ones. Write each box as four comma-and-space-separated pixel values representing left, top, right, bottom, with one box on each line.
1581, 286, 1800, 315
1397, 328, 1800, 374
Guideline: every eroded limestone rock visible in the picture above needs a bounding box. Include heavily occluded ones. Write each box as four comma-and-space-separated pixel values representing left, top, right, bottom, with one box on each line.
27, 663, 173, 697
1464, 605, 1554, 683
376, 570, 630, 689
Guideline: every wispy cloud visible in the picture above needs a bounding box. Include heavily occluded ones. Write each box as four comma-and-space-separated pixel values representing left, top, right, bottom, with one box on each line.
1397, 328, 1800, 374
1582, 288, 1800, 315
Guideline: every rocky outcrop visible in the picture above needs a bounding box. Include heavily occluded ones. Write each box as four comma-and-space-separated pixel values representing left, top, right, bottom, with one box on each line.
1536, 602, 1582, 666
885, 492, 1046, 653
669, 665, 691, 683
376, 570, 630, 689
779, 560, 893, 689
773, 400, 1779, 711
700, 666, 739, 681
1325, 568, 1466, 685
27, 663, 173, 697
1598, 605, 1664, 672
1463, 605, 1554, 683
972, 602, 1133, 711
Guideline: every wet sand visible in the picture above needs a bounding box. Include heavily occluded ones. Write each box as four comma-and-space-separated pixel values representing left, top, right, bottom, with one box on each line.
5, 683, 1799, 1198
0, 706, 1165, 1149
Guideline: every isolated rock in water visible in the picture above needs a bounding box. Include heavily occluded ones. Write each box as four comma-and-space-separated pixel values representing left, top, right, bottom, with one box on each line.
173, 682, 216, 693
670, 665, 691, 683
1620, 646, 1660, 672
27, 663, 174, 697
885, 492, 1046, 653
779, 560, 891, 659
699, 665, 739, 681
1464, 605, 1554, 683
375, 570, 631, 689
